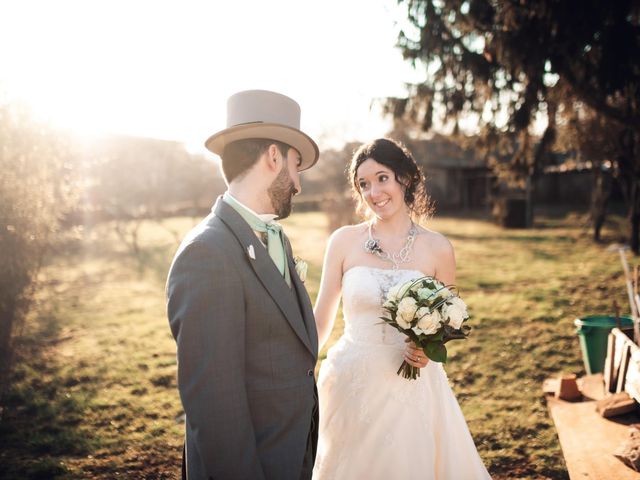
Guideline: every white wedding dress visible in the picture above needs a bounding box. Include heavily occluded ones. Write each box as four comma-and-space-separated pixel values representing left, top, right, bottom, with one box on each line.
313, 266, 491, 480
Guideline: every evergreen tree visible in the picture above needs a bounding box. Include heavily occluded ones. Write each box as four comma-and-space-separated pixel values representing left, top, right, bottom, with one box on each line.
392, 0, 640, 249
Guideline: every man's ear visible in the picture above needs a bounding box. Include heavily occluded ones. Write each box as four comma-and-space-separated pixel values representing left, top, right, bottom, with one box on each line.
267, 143, 284, 172
260, 144, 281, 173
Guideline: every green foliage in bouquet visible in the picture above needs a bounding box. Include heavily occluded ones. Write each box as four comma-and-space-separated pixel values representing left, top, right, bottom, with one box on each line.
380, 276, 471, 378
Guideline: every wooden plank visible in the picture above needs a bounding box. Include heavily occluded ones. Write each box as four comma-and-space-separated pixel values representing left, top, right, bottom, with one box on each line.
544, 375, 604, 400
625, 349, 640, 404
543, 377, 558, 395
621, 333, 640, 404
547, 386, 640, 480
605, 332, 616, 393
596, 392, 637, 418
613, 332, 630, 392
609, 328, 640, 404
618, 344, 633, 394
577, 374, 606, 401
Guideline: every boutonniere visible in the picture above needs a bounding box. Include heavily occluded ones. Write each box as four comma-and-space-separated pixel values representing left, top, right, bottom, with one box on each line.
293, 256, 308, 283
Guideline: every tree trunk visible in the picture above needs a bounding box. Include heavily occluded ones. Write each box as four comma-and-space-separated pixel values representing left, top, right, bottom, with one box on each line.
591, 167, 612, 242
525, 177, 534, 228
631, 180, 640, 255
0, 299, 17, 408
627, 129, 640, 255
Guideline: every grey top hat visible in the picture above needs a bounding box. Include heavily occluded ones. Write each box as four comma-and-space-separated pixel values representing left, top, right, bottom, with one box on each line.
205, 90, 319, 171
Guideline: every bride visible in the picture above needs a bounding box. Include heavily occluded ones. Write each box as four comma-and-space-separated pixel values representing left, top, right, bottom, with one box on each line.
312, 138, 491, 479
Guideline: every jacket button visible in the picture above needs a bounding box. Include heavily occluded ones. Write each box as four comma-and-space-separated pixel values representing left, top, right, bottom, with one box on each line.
307, 369, 314, 377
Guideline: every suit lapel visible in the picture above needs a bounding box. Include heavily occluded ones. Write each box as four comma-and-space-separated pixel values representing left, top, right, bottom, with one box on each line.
213, 199, 314, 356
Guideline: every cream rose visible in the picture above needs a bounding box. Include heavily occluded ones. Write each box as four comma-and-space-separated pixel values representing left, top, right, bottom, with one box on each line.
388, 280, 418, 303
387, 284, 401, 302
416, 307, 442, 335
396, 297, 418, 329
437, 287, 452, 300
442, 297, 468, 329
398, 280, 415, 299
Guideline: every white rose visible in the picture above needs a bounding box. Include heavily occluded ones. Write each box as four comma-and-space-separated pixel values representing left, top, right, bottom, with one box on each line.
415, 306, 430, 321
396, 297, 418, 329
442, 297, 468, 329
387, 280, 416, 303
398, 280, 415, 299
416, 307, 442, 335
411, 326, 426, 336
387, 284, 401, 302
437, 287, 452, 300
382, 300, 395, 310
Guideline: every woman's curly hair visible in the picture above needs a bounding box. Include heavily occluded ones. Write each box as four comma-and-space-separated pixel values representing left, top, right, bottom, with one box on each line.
348, 138, 434, 219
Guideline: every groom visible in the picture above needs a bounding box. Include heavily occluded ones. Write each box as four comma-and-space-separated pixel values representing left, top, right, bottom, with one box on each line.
167, 90, 320, 480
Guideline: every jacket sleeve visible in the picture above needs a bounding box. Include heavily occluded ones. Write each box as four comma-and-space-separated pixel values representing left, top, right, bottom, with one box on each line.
167, 240, 265, 480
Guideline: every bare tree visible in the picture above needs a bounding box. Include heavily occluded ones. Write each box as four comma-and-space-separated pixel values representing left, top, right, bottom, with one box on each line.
0, 103, 78, 402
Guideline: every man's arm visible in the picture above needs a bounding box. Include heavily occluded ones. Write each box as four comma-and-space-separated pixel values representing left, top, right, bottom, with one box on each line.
167, 240, 265, 480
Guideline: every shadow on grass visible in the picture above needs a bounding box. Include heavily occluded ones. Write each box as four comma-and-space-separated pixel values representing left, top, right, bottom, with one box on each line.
0, 309, 97, 479
530, 248, 561, 261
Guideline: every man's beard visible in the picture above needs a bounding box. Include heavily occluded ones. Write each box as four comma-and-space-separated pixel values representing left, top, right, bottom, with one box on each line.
268, 163, 297, 219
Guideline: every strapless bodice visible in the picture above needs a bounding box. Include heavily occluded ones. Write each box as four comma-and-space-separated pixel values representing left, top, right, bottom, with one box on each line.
315, 266, 493, 480
341, 266, 424, 346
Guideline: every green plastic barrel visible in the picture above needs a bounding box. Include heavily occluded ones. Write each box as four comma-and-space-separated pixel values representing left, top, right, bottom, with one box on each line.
574, 315, 634, 374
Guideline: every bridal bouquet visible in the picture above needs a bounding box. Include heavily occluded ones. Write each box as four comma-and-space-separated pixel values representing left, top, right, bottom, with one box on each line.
380, 276, 470, 380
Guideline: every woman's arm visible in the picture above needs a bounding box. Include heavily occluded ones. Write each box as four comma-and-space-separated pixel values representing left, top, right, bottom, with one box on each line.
434, 234, 456, 285
314, 228, 347, 350
406, 232, 457, 369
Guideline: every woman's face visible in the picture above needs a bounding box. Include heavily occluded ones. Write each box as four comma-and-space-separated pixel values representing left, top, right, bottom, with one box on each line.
355, 158, 406, 219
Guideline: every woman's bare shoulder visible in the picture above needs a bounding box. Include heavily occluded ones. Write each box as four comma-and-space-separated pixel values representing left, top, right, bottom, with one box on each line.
329, 222, 369, 244
416, 225, 454, 254
323, 223, 368, 269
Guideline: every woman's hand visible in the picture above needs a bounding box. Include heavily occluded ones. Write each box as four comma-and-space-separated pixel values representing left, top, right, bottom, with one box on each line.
404, 338, 429, 368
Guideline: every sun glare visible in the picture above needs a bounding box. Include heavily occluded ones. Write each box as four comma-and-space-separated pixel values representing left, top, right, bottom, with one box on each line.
1, 0, 414, 149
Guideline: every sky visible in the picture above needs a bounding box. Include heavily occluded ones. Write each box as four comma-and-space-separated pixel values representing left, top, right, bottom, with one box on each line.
0, 0, 423, 154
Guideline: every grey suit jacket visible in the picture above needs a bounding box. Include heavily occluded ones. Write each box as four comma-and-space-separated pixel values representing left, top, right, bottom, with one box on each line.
167, 198, 319, 480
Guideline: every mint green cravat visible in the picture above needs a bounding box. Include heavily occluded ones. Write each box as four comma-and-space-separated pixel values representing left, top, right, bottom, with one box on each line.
223, 193, 291, 287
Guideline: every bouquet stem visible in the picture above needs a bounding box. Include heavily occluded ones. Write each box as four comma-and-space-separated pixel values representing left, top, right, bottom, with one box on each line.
397, 360, 420, 380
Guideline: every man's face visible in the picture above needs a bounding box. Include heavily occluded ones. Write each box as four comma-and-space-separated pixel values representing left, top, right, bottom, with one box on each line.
267, 147, 302, 219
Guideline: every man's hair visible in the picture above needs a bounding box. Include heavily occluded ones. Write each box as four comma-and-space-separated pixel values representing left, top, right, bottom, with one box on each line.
221, 139, 290, 183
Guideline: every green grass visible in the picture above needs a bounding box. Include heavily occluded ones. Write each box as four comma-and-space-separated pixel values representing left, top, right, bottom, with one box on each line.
0, 209, 632, 479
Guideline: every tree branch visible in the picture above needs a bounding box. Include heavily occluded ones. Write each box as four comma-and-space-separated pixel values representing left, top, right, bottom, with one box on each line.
560, 65, 640, 128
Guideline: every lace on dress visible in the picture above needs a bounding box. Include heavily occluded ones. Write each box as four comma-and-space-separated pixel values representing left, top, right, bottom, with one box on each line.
313, 266, 492, 480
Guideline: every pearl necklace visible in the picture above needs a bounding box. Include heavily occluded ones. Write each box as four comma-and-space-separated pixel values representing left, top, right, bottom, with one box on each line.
364, 221, 417, 270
